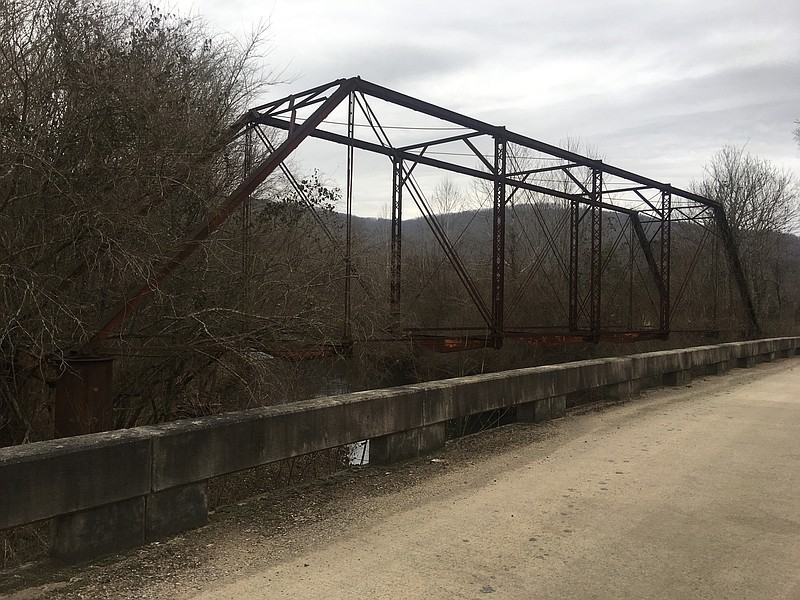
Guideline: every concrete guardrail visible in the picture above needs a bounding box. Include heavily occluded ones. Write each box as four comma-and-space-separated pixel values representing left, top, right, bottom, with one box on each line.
1, 337, 798, 562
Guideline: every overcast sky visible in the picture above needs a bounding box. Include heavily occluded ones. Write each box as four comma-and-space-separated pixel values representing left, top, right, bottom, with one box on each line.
176, 0, 800, 216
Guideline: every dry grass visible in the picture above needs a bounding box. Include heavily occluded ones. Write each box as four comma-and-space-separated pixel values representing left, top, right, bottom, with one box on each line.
1, 521, 49, 570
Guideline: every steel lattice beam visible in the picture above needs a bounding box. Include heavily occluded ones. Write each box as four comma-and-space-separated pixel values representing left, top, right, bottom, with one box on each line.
660, 189, 672, 334
590, 168, 603, 339
78, 76, 760, 357
82, 78, 359, 354
390, 157, 403, 307
491, 135, 507, 349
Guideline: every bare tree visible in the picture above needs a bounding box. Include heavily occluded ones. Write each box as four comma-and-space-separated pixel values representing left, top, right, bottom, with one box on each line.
696, 146, 798, 234
430, 177, 466, 240
693, 145, 799, 328
794, 119, 800, 151
0, 0, 289, 443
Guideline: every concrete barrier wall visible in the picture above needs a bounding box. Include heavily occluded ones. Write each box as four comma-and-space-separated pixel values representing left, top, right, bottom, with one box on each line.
1, 337, 798, 561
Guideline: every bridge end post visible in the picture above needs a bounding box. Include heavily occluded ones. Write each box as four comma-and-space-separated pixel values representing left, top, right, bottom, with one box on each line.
54, 357, 114, 439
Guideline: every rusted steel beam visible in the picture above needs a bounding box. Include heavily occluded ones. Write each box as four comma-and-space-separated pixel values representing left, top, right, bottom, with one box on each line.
713, 207, 760, 335
390, 157, 403, 306
491, 135, 507, 349
81, 79, 357, 353
343, 92, 355, 342
244, 79, 347, 122
349, 78, 719, 209
71, 76, 757, 366
412, 336, 492, 353
252, 113, 639, 218
589, 168, 603, 340
54, 357, 114, 437
630, 213, 666, 297
399, 131, 483, 152
506, 330, 665, 346
659, 189, 672, 334
411, 329, 668, 352
568, 199, 580, 330
267, 342, 353, 361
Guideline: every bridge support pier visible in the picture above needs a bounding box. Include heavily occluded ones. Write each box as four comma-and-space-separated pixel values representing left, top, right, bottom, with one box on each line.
705, 362, 729, 376
146, 482, 208, 540
50, 496, 145, 562
370, 423, 446, 465
664, 369, 691, 387
49, 482, 208, 563
737, 356, 757, 369
604, 381, 633, 401
517, 395, 566, 424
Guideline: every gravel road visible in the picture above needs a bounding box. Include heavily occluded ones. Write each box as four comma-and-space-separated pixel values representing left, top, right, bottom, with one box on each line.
4, 357, 800, 599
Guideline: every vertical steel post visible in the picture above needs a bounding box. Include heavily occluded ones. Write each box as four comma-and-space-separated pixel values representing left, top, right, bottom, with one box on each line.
628, 218, 634, 329
589, 167, 603, 340
659, 188, 672, 335
569, 199, 580, 331
54, 357, 114, 438
241, 126, 253, 296
712, 219, 719, 330
390, 157, 403, 307
344, 93, 354, 341
491, 135, 507, 349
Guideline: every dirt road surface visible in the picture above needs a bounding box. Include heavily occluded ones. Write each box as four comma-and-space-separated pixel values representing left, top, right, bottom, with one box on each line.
4, 358, 800, 599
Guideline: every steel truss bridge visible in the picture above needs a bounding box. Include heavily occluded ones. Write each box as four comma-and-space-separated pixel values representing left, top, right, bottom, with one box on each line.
85, 76, 759, 357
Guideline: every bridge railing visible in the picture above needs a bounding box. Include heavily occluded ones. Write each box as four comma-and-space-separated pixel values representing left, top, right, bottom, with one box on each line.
2, 337, 798, 562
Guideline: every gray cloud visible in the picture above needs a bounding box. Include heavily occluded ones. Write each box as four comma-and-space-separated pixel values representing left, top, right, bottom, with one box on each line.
175, 0, 800, 214
285, 40, 485, 90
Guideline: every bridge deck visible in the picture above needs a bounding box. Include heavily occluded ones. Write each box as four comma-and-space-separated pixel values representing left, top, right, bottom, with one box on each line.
6, 357, 800, 599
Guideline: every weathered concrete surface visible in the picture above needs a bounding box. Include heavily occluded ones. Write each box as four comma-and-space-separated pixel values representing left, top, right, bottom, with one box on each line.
145, 482, 209, 541
370, 423, 447, 465
0, 428, 151, 529
191, 358, 800, 600
663, 367, 691, 386
49, 497, 145, 562
2, 338, 797, 565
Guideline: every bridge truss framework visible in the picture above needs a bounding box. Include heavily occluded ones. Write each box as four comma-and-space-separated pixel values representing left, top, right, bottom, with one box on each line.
83, 76, 758, 357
